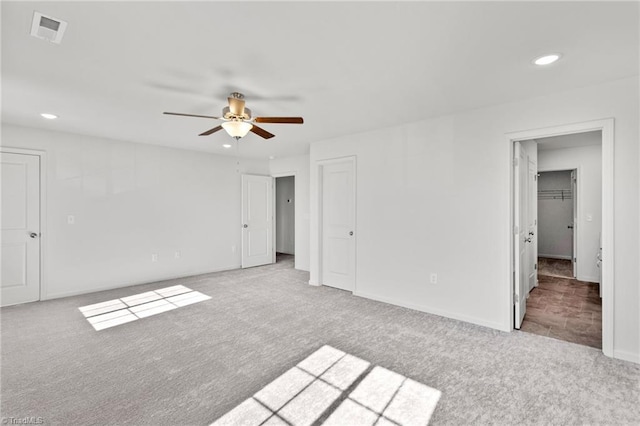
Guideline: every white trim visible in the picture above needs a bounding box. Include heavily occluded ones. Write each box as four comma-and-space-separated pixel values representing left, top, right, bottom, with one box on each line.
506, 118, 614, 358
0, 147, 48, 302
613, 349, 640, 365
272, 171, 297, 179
538, 254, 572, 260
43, 264, 241, 300
314, 156, 357, 291
577, 275, 599, 284
354, 291, 506, 332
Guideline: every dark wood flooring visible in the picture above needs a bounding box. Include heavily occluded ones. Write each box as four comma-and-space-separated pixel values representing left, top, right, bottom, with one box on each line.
521, 273, 602, 349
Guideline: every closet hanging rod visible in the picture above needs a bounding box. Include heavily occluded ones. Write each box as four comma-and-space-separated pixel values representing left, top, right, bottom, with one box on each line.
538, 189, 572, 200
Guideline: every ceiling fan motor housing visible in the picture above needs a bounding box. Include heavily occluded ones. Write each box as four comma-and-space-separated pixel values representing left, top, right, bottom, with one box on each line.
222, 106, 252, 120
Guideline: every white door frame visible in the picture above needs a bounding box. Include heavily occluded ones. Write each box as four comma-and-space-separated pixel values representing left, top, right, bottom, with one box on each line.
272, 171, 296, 264
0, 147, 48, 301
506, 118, 614, 357
316, 156, 357, 291
537, 167, 581, 277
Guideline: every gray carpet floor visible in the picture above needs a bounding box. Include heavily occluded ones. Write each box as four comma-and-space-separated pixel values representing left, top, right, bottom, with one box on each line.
2, 255, 639, 425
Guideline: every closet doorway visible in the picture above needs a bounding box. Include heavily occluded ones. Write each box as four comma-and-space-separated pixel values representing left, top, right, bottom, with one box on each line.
275, 175, 295, 267
537, 169, 577, 279
509, 123, 610, 354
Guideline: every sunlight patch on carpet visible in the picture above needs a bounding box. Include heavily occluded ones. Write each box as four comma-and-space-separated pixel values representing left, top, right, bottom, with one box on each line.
212, 345, 441, 426
78, 285, 211, 330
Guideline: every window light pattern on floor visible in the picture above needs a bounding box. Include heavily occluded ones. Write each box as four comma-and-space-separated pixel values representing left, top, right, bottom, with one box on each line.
212, 345, 441, 426
78, 285, 211, 331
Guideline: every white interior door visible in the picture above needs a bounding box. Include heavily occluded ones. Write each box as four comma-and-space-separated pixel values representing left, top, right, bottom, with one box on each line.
241, 175, 274, 268
1, 152, 41, 306
528, 158, 538, 291
514, 142, 528, 329
571, 169, 578, 278
321, 160, 355, 291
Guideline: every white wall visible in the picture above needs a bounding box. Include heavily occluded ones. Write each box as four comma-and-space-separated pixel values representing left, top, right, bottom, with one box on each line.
269, 155, 310, 271
1, 124, 269, 299
538, 171, 574, 260
275, 176, 295, 255
538, 144, 603, 284
309, 77, 639, 363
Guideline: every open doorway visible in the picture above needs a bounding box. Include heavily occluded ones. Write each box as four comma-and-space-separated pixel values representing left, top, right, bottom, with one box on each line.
511, 126, 608, 352
537, 169, 576, 279
275, 176, 295, 267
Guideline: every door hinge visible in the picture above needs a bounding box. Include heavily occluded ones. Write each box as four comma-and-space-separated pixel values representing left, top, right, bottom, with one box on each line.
513, 158, 519, 167
534, 263, 537, 270
574, 257, 577, 263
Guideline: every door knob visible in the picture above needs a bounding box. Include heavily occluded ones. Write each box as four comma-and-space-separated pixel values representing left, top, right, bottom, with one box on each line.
243, 224, 248, 228
525, 237, 532, 243
567, 225, 574, 229
349, 231, 354, 236
29, 232, 39, 238
529, 232, 534, 236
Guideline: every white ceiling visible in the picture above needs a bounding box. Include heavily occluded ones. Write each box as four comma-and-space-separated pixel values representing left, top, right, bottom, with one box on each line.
536, 131, 602, 151
2, 1, 638, 159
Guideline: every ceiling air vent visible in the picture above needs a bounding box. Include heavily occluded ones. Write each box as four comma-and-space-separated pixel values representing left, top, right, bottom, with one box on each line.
30, 11, 67, 44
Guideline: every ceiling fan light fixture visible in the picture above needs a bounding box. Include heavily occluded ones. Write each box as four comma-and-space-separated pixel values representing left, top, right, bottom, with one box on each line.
222, 120, 252, 138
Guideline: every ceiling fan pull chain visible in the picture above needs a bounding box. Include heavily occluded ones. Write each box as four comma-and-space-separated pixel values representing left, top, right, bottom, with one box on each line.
235, 139, 241, 174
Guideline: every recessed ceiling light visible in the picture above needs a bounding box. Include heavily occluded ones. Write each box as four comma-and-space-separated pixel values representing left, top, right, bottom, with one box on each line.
222, 144, 232, 148
269, 156, 275, 160
533, 54, 561, 66
40, 113, 58, 119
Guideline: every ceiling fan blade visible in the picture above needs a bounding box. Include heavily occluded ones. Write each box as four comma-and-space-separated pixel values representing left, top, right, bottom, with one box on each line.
228, 97, 246, 116
250, 125, 275, 139
254, 117, 304, 124
199, 125, 224, 136
164, 112, 220, 120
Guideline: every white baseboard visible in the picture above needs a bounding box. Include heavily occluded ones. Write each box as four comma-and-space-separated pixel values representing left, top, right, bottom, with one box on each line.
353, 290, 508, 332
539, 254, 572, 260
576, 275, 599, 284
42, 264, 241, 300
308, 280, 320, 286
613, 349, 640, 364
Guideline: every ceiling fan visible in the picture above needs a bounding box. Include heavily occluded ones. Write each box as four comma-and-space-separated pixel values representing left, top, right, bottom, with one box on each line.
163, 92, 303, 140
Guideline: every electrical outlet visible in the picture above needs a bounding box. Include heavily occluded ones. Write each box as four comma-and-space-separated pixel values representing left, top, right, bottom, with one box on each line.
174, 250, 181, 259
151, 253, 158, 262
430, 273, 438, 284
